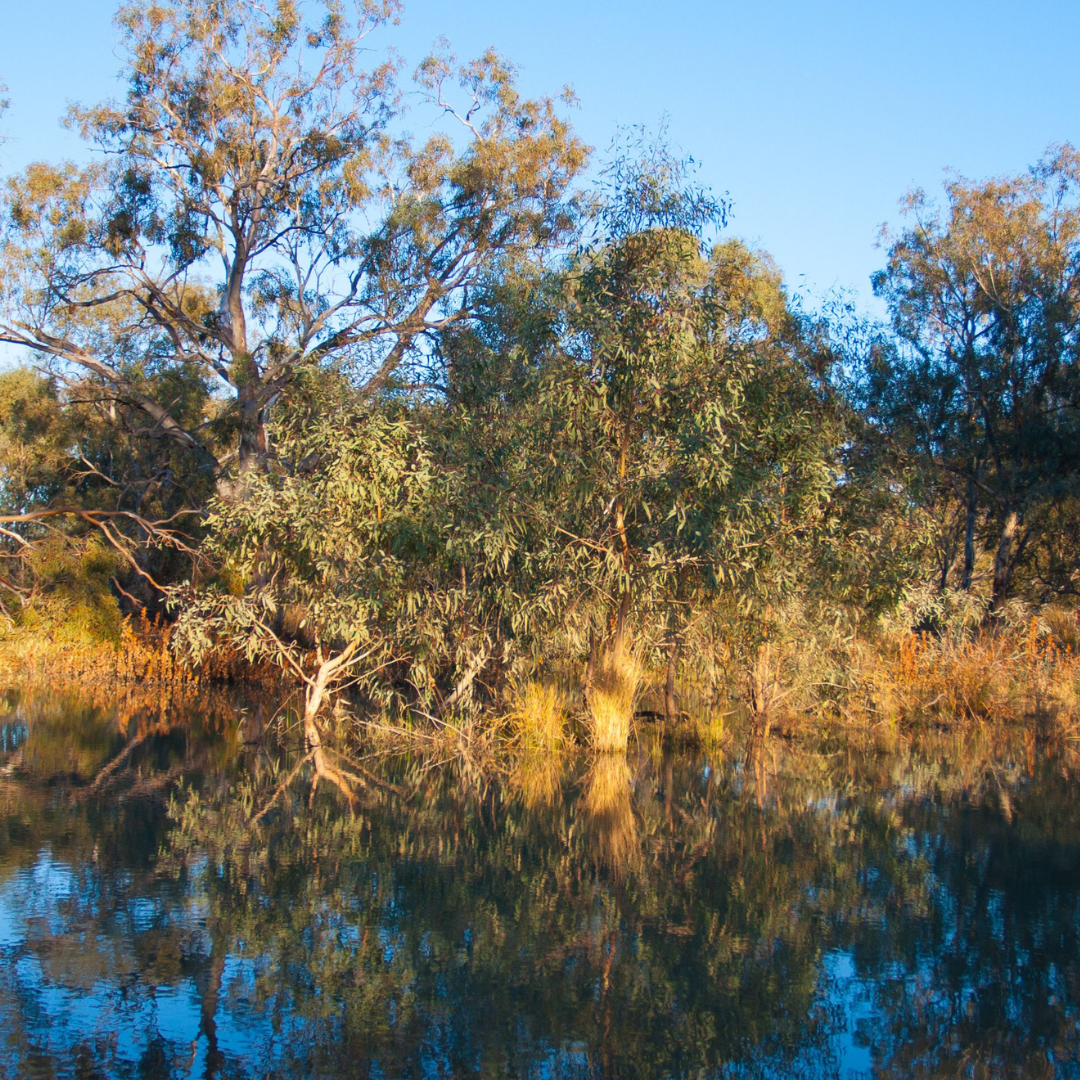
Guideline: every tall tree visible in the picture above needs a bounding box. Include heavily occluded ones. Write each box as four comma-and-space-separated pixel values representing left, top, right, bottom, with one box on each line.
543, 148, 839, 707
871, 146, 1080, 610
0, 0, 585, 491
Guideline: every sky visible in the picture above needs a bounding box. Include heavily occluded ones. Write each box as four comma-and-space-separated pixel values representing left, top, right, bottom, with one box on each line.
1, 0, 1078, 320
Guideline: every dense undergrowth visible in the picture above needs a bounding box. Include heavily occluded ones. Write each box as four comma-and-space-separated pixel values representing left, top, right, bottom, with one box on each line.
0, 610, 277, 691
4, 590, 1080, 757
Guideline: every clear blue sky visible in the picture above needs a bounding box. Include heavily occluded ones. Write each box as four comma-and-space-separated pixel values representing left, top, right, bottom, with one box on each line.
2, 0, 1077, 318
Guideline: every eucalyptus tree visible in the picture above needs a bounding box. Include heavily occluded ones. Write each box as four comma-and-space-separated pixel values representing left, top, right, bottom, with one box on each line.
172, 331, 591, 738
0, 0, 586, 493
538, 149, 841, 714
171, 346, 579, 741
170, 138, 842, 730
171, 370, 438, 747
872, 146, 1080, 610
0, 360, 216, 619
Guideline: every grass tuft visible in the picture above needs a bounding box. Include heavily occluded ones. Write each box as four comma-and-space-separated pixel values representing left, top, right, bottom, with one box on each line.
507, 679, 570, 751
586, 647, 643, 752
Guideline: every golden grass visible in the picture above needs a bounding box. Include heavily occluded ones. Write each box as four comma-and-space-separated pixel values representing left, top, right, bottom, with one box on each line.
840, 618, 1080, 730
586, 648, 643, 752
0, 613, 268, 690
507, 679, 571, 751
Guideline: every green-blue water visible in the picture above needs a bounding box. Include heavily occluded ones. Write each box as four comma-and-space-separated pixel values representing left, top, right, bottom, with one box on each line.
1, 690, 1079, 1078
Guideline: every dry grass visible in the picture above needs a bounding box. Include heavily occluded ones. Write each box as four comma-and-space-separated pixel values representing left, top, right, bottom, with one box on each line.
693, 597, 1080, 738
1040, 607, 1080, 652
0, 614, 187, 687
586, 647, 643, 752
507, 679, 571, 751
839, 618, 1080, 730
0, 612, 268, 690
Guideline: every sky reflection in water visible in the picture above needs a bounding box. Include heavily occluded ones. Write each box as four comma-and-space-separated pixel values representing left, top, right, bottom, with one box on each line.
1, 691, 1079, 1078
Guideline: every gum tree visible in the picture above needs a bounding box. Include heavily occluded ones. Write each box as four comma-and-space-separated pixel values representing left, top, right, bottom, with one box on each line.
0, 0, 586, 492
540, 148, 840, 716
872, 146, 1080, 610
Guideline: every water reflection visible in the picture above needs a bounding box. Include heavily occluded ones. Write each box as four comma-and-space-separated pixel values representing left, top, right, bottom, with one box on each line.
1, 691, 1079, 1078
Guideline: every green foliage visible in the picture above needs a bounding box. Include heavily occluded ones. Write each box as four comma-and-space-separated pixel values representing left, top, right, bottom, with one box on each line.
0, 0, 587, 480
174, 378, 439, 697
174, 144, 857, 722
0, 368, 70, 509
6, 535, 124, 644
870, 146, 1080, 609
531, 152, 845, 680
2, 0, 1078, 723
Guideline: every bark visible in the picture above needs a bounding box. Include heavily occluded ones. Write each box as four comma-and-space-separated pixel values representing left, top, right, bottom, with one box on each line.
302, 665, 332, 749
939, 544, 952, 594
611, 587, 631, 657
990, 509, 1020, 615
301, 640, 362, 746
301, 647, 362, 810
961, 478, 978, 591
236, 379, 270, 474
664, 632, 680, 722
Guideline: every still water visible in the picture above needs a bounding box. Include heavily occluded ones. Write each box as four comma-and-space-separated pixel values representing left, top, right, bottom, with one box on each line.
1, 690, 1079, 1079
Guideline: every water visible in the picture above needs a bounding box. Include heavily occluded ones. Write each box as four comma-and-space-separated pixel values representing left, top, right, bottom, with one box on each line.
1, 690, 1079, 1078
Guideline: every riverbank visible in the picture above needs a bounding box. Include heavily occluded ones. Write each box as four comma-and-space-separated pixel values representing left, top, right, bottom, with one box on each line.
4, 608, 1080, 758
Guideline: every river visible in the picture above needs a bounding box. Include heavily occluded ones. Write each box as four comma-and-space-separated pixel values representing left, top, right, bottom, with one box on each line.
1, 688, 1078, 1078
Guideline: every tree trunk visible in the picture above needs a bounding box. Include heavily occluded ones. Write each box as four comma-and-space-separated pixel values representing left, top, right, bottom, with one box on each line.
961, 478, 978, 591
303, 663, 332, 749
236, 380, 269, 474
749, 641, 772, 722
664, 632, 680, 722
301, 648, 364, 809
611, 586, 631, 657
990, 509, 1020, 615
214, 380, 271, 502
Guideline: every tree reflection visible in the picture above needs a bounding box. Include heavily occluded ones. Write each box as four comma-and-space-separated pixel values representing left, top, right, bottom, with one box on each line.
1, 697, 1079, 1078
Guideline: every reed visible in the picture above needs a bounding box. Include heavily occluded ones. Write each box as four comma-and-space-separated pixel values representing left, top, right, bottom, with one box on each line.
833, 618, 1080, 730
586, 647, 643, 752
0, 612, 267, 690
507, 679, 570, 751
